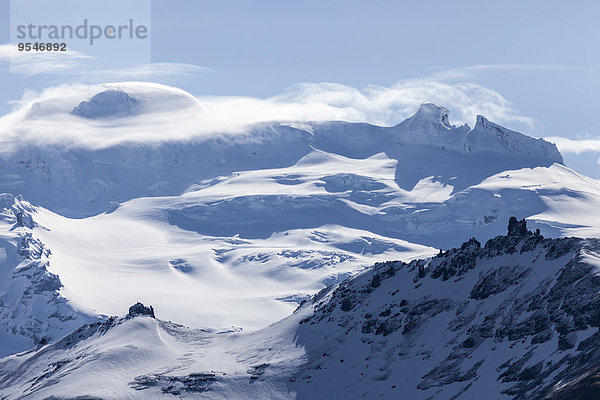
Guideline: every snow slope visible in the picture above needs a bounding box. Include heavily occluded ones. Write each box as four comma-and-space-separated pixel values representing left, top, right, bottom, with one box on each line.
3, 220, 600, 399
0, 190, 436, 357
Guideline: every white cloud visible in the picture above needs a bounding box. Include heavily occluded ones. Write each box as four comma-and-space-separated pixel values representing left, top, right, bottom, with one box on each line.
0, 43, 93, 75
268, 80, 533, 129
426, 63, 589, 81
78, 63, 212, 82
544, 136, 600, 154
0, 43, 210, 82
0, 80, 535, 149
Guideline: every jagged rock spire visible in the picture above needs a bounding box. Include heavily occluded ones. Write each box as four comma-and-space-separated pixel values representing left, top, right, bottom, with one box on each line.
507, 216, 531, 236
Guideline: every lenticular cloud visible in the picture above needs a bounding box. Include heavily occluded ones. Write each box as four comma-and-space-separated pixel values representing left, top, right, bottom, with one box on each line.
0, 79, 532, 149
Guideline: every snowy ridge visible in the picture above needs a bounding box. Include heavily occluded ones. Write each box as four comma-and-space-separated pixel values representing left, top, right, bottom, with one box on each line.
467, 115, 563, 161
394, 103, 563, 162
2, 219, 600, 399
0, 196, 93, 356
0, 117, 562, 218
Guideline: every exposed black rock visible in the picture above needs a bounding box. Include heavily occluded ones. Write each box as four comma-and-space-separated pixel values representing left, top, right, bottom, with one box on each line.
127, 302, 155, 318
508, 216, 532, 236
130, 372, 216, 395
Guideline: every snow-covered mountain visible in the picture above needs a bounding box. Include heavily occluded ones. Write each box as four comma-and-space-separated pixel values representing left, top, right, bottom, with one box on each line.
0, 83, 599, 396
2, 219, 600, 399
0, 84, 561, 218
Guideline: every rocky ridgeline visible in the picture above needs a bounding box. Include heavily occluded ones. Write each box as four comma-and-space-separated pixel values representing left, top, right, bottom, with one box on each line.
296, 217, 600, 399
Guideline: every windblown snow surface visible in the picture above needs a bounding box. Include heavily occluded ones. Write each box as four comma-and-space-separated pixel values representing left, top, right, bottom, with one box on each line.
0, 83, 600, 398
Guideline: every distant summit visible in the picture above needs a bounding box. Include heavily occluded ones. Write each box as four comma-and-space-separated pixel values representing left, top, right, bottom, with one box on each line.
71, 90, 139, 119
16, 82, 563, 165
466, 114, 563, 163
406, 103, 453, 129
394, 103, 563, 164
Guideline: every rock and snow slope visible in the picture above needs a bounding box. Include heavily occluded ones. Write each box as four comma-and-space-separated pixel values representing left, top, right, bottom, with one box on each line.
3, 82, 600, 400
0, 196, 95, 357
0, 83, 598, 360
0, 193, 435, 357
2, 219, 600, 399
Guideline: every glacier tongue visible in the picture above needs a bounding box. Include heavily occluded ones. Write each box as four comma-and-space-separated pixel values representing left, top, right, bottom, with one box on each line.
1, 149, 594, 358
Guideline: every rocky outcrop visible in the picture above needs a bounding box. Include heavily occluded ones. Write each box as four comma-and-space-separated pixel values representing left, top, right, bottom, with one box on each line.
127, 303, 155, 318
508, 216, 532, 236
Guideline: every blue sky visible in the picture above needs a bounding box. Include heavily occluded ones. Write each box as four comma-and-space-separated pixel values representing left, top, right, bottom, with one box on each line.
1, 0, 599, 176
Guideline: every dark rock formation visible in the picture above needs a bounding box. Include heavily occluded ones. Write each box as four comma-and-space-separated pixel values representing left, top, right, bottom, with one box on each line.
127, 302, 155, 318
508, 216, 532, 236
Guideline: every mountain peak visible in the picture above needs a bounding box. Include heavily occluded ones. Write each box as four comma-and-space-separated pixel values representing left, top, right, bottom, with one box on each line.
475, 114, 491, 129
71, 90, 140, 119
466, 115, 564, 163
474, 114, 512, 132
409, 103, 452, 129
127, 302, 155, 318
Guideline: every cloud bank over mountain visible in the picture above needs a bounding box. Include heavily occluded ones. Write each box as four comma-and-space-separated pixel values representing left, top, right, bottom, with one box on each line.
0, 80, 535, 149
